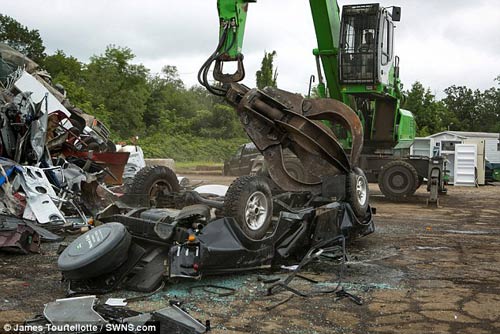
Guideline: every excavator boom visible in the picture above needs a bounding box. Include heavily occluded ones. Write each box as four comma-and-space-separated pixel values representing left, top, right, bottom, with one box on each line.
201, 1, 445, 204
199, 1, 366, 195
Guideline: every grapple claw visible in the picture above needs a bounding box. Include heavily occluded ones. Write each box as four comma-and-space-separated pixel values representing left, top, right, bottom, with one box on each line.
224, 84, 363, 194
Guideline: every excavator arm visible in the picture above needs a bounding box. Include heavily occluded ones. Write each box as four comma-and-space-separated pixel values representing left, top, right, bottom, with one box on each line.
200, 0, 365, 199
208, 0, 343, 99
198, 0, 252, 95
216, 0, 254, 60
198, 0, 254, 88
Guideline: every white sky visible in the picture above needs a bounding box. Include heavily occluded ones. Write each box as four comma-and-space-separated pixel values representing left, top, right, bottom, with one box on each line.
2, 0, 499, 97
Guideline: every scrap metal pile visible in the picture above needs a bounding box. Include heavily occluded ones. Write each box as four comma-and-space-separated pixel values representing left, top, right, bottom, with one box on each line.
0, 41, 375, 285
0, 43, 128, 254
0, 40, 376, 333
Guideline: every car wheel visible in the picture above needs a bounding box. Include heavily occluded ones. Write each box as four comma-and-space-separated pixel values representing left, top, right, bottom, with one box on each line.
58, 223, 131, 280
347, 167, 369, 218
127, 166, 180, 206
223, 176, 273, 239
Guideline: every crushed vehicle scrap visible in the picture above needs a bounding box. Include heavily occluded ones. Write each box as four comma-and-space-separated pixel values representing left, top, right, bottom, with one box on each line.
0, 40, 374, 333
2, 0, 499, 332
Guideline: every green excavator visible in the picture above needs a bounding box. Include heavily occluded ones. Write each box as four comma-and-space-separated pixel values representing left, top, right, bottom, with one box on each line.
199, 0, 446, 205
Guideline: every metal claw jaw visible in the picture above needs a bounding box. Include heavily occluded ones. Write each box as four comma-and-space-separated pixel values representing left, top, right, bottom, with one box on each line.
224, 84, 363, 194
213, 54, 246, 83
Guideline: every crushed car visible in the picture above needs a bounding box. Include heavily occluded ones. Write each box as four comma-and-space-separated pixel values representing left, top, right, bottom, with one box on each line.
57, 171, 374, 294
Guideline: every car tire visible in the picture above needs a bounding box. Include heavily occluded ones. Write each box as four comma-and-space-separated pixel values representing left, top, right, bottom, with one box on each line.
378, 160, 419, 201
223, 175, 273, 240
127, 166, 180, 206
347, 167, 370, 218
58, 223, 131, 280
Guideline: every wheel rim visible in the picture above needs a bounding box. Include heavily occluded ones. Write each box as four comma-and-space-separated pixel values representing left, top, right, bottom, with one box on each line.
387, 170, 411, 193
356, 175, 368, 206
149, 180, 173, 200
244, 191, 269, 231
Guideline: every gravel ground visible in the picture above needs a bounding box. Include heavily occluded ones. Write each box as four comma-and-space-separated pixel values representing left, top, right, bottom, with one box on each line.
1, 175, 499, 334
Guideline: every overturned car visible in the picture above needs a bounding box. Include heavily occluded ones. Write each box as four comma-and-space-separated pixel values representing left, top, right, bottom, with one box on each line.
58, 170, 374, 294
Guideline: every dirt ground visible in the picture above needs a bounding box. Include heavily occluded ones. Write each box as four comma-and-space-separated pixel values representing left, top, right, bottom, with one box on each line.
1, 173, 500, 333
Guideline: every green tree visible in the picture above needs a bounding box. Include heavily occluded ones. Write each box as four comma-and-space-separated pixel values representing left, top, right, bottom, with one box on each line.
190, 103, 244, 139
475, 77, 500, 132
403, 81, 452, 136
84, 45, 150, 138
43, 50, 83, 82
144, 66, 196, 132
256, 50, 278, 89
0, 14, 46, 63
443, 85, 482, 132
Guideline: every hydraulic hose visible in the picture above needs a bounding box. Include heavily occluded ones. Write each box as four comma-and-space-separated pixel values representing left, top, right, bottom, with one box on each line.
198, 26, 238, 96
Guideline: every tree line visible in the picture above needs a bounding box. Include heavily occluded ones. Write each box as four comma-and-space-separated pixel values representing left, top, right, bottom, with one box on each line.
1, 14, 251, 161
1, 14, 499, 162
403, 79, 500, 137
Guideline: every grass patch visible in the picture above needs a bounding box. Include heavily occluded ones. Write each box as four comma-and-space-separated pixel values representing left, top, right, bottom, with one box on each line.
176, 161, 224, 172
140, 134, 247, 162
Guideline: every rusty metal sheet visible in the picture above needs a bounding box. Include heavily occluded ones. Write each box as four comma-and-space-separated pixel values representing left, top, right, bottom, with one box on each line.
303, 98, 364, 166
0, 223, 40, 254
66, 151, 130, 185
264, 145, 322, 193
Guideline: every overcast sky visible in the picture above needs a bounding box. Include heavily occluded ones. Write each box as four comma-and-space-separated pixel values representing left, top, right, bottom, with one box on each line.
2, 0, 499, 98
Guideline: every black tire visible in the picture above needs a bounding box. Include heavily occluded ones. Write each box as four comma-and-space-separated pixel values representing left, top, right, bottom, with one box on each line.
58, 223, 131, 280
128, 166, 180, 205
378, 160, 419, 200
347, 167, 370, 218
223, 175, 273, 239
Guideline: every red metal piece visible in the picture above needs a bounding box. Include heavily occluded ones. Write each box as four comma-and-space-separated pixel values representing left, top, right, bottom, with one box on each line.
0, 224, 40, 254
63, 151, 130, 185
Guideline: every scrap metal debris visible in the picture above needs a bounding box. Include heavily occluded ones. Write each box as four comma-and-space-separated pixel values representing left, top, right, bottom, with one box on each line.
43, 295, 108, 326
1, 40, 374, 333
0, 219, 40, 254
27, 295, 210, 334
0, 43, 134, 253
188, 285, 237, 297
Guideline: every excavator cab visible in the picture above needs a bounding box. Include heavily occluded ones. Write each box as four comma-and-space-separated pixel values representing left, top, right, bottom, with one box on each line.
338, 4, 407, 152
339, 4, 400, 86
